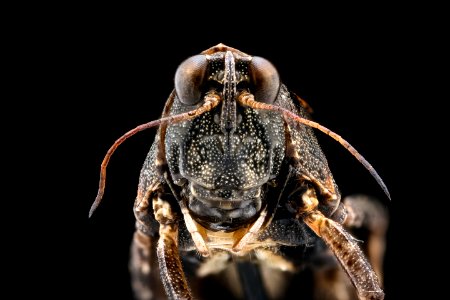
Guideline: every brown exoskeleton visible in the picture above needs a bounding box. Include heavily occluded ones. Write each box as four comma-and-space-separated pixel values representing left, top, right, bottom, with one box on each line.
90, 44, 389, 300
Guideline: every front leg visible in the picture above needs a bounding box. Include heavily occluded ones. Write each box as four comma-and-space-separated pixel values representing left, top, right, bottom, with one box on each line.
153, 193, 193, 300
131, 183, 192, 300
343, 195, 388, 283
305, 211, 384, 300
157, 223, 192, 299
297, 189, 384, 300
130, 185, 166, 300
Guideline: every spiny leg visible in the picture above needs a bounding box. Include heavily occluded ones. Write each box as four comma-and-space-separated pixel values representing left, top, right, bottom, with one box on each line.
310, 195, 388, 300
157, 223, 192, 299
296, 189, 384, 300
153, 195, 192, 299
130, 211, 192, 300
305, 211, 384, 300
130, 187, 166, 300
131, 182, 192, 300
343, 195, 389, 283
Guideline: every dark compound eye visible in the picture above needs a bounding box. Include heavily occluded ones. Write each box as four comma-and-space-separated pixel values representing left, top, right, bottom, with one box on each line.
175, 55, 208, 105
249, 56, 280, 104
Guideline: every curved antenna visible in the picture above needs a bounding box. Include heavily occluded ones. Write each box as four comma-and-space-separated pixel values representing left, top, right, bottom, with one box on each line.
89, 93, 220, 217
238, 92, 391, 201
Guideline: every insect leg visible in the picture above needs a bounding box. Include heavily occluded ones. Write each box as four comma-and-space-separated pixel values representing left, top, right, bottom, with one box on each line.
131, 182, 192, 300
157, 223, 192, 299
130, 186, 166, 300
343, 195, 389, 283
304, 211, 385, 300
153, 195, 192, 299
295, 189, 384, 300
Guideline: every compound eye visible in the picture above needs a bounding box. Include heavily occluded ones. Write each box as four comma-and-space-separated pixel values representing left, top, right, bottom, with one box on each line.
175, 55, 208, 105
249, 56, 280, 104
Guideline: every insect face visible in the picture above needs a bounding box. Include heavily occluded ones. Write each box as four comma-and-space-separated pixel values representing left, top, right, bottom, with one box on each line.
167, 50, 285, 231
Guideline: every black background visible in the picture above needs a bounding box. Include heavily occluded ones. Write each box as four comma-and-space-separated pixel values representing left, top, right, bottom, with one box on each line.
17, 5, 437, 300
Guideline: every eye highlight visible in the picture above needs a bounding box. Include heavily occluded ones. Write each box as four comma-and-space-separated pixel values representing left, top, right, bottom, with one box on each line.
249, 56, 280, 104
175, 55, 208, 105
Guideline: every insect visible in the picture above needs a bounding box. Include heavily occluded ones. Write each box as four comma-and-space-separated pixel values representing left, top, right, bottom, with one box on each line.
90, 44, 389, 300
